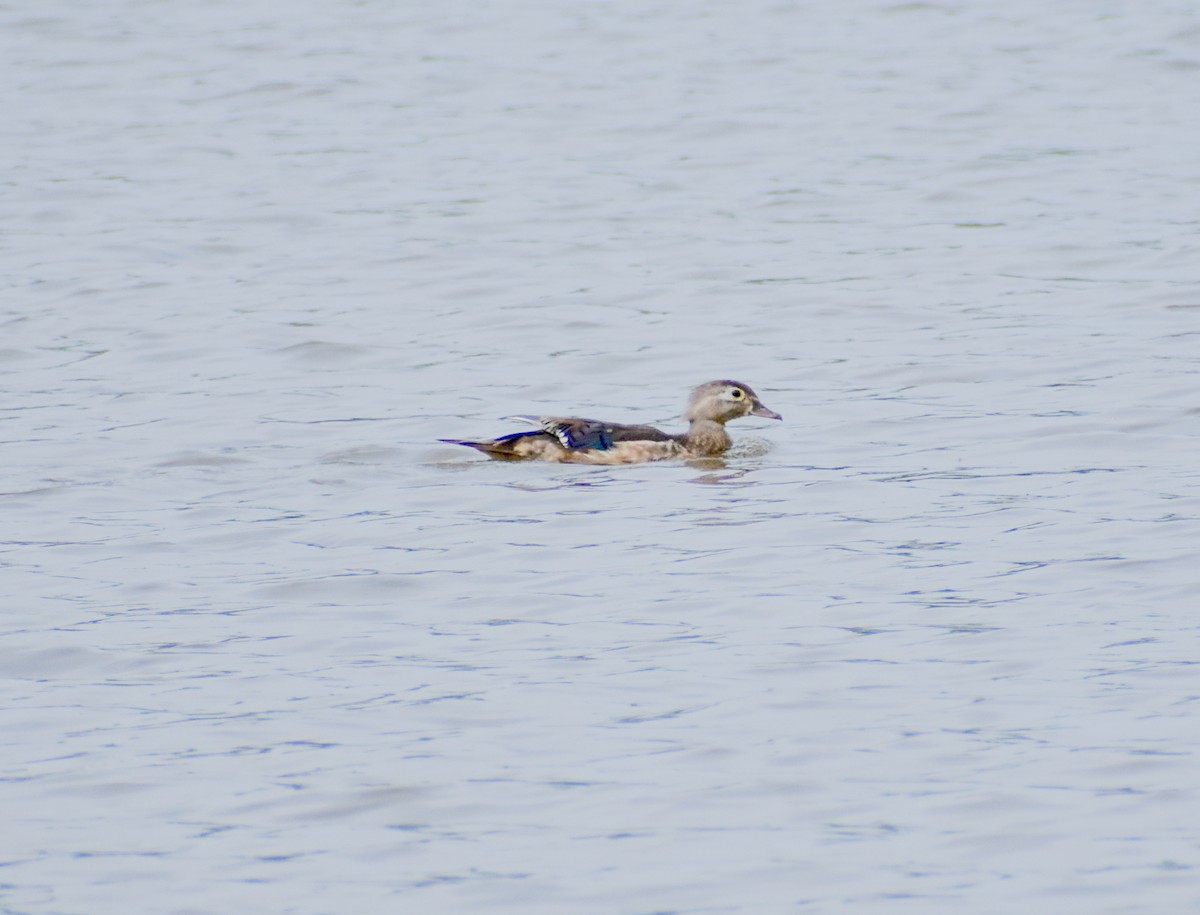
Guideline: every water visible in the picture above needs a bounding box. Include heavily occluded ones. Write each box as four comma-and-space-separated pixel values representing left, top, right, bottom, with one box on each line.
4, 0, 1200, 912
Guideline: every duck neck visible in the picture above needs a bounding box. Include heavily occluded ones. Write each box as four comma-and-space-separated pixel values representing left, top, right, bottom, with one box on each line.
682, 418, 731, 455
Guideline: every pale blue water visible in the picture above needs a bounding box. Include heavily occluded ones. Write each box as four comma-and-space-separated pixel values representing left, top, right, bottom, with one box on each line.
3, 1, 1200, 912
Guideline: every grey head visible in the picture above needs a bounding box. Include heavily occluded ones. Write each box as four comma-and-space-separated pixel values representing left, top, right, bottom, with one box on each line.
683, 380, 782, 425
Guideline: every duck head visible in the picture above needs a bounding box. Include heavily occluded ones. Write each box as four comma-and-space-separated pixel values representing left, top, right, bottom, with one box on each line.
683, 380, 782, 425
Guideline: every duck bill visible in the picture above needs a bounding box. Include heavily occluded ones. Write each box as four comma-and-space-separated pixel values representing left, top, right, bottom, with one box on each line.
750, 401, 782, 420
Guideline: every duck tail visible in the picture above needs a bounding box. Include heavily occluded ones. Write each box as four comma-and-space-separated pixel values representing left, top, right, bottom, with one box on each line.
439, 432, 542, 460
438, 437, 503, 455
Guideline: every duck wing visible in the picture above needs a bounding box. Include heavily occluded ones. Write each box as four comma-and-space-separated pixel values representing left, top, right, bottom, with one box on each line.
504, 415, 675, 451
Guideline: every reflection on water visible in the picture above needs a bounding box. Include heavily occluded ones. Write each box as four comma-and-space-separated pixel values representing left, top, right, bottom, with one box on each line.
688, 467, 747, 484
4, 0, 1200, 912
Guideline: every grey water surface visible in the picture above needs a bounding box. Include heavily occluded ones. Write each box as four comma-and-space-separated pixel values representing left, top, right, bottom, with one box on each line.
4, 0, 1200, 912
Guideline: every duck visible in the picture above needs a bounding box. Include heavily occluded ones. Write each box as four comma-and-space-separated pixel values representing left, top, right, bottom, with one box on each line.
441, 380, 781, 464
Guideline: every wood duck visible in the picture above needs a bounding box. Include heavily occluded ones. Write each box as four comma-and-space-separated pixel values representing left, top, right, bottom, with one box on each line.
441, 380, 781, 463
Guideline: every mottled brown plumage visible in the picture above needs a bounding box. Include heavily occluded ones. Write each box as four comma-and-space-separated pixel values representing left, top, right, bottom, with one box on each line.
441, 380, 781, 464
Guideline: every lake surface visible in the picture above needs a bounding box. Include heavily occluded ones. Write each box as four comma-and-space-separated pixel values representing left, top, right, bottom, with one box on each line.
4, 0, 1199, 912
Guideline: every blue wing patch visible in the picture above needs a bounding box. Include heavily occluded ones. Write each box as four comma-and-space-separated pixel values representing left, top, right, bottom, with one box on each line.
500, 416, 614, 451
545, 420, 613, 450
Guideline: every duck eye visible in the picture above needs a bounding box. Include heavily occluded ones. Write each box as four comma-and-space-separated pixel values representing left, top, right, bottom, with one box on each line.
730, 389, 744, 399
